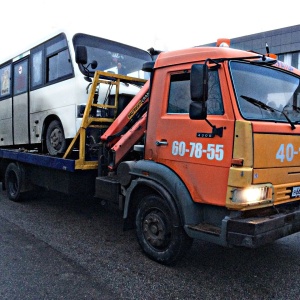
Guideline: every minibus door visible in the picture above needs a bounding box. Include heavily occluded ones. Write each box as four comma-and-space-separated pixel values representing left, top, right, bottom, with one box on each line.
12, 58, 30, 145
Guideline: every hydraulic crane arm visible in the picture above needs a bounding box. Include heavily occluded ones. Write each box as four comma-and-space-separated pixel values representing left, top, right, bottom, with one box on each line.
100, 81, 150, 170
101, 81, 149, 148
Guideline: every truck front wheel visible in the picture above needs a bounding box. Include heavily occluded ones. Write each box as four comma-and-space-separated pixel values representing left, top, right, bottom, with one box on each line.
135, 194, 193, 265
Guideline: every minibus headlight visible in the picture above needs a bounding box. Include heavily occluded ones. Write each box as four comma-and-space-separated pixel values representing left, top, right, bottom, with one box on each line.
77, 105, 109, 118
77, 104, 86, 118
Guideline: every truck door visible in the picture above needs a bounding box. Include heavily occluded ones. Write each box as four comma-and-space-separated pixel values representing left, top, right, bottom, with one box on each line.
145, 67, 235, 206
12, 58, 30, 145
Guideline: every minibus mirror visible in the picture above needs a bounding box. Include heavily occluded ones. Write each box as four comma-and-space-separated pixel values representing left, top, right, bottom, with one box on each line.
142, 61, 155, 72
75, 45, 88, 65
91, 60, 98, 69
190, 64, 208, 102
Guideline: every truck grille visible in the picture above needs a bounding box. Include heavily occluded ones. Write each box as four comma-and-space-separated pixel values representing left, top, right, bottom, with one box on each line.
274, 183, 299, 204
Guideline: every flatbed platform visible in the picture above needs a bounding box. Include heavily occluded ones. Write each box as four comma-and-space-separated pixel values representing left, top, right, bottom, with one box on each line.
0, 148, 97, 197
0, 148, 75, 172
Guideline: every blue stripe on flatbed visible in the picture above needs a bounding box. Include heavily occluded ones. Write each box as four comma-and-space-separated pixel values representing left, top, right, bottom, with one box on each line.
0, 149, 75, 172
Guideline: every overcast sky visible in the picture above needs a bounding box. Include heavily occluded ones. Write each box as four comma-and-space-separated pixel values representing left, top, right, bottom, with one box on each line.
1, 0, 299, 62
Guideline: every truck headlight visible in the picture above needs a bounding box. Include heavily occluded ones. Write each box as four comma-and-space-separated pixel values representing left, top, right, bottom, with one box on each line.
232, 185, 273, 205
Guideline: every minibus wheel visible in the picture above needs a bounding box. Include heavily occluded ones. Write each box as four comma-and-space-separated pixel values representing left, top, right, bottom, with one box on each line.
46, 120, 67, 156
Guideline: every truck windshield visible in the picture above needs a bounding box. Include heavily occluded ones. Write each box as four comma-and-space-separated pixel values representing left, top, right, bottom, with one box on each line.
230, 61, 300, 123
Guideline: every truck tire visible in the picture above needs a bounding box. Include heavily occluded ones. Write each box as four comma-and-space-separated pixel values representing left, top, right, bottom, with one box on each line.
5, 163, 24, 202
135, 194, 193, 265
46, 120, 67, 155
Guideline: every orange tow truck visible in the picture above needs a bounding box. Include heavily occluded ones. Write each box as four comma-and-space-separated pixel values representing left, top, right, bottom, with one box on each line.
1, 38, 300, 265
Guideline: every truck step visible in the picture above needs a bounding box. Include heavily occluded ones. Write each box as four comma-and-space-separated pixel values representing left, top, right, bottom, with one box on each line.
187, 223, 221, 236
95, 175, 120, 203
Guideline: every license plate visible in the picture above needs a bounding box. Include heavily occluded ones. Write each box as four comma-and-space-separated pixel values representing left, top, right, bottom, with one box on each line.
291, 186, 300, 198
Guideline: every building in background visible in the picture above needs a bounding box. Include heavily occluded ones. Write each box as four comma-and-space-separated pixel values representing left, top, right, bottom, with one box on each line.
203, 24, 300, 69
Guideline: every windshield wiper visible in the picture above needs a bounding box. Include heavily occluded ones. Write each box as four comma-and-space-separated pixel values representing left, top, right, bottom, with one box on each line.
240, 95, 296, 130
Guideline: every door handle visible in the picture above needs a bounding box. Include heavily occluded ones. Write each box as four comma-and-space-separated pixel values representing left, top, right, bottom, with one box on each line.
156, 140, 168, 146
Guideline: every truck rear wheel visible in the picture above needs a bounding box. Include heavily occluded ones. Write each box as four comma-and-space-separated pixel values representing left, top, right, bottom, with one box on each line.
46, 120, 67, 155
5, 163, 24, 202
135, 194, 193, 265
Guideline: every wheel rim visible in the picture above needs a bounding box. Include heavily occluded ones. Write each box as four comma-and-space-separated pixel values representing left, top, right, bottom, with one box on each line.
50, 127, 63, 150
142, 210, 171, 250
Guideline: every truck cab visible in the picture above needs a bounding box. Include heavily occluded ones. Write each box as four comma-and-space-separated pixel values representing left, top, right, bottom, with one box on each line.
146, 42, 300, 210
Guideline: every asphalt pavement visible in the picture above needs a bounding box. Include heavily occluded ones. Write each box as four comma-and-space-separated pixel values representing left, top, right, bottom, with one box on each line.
0, 214, 116, 300
1, 182, 300, 300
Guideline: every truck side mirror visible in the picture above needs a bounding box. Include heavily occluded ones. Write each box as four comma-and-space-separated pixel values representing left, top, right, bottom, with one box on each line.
189, 101, 207, 120
189, 64, 208, 120
190, 64, 208, 101
75, 45, 88, 65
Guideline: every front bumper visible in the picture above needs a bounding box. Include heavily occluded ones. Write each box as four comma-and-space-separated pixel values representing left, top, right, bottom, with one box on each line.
227, 205, 300, 247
